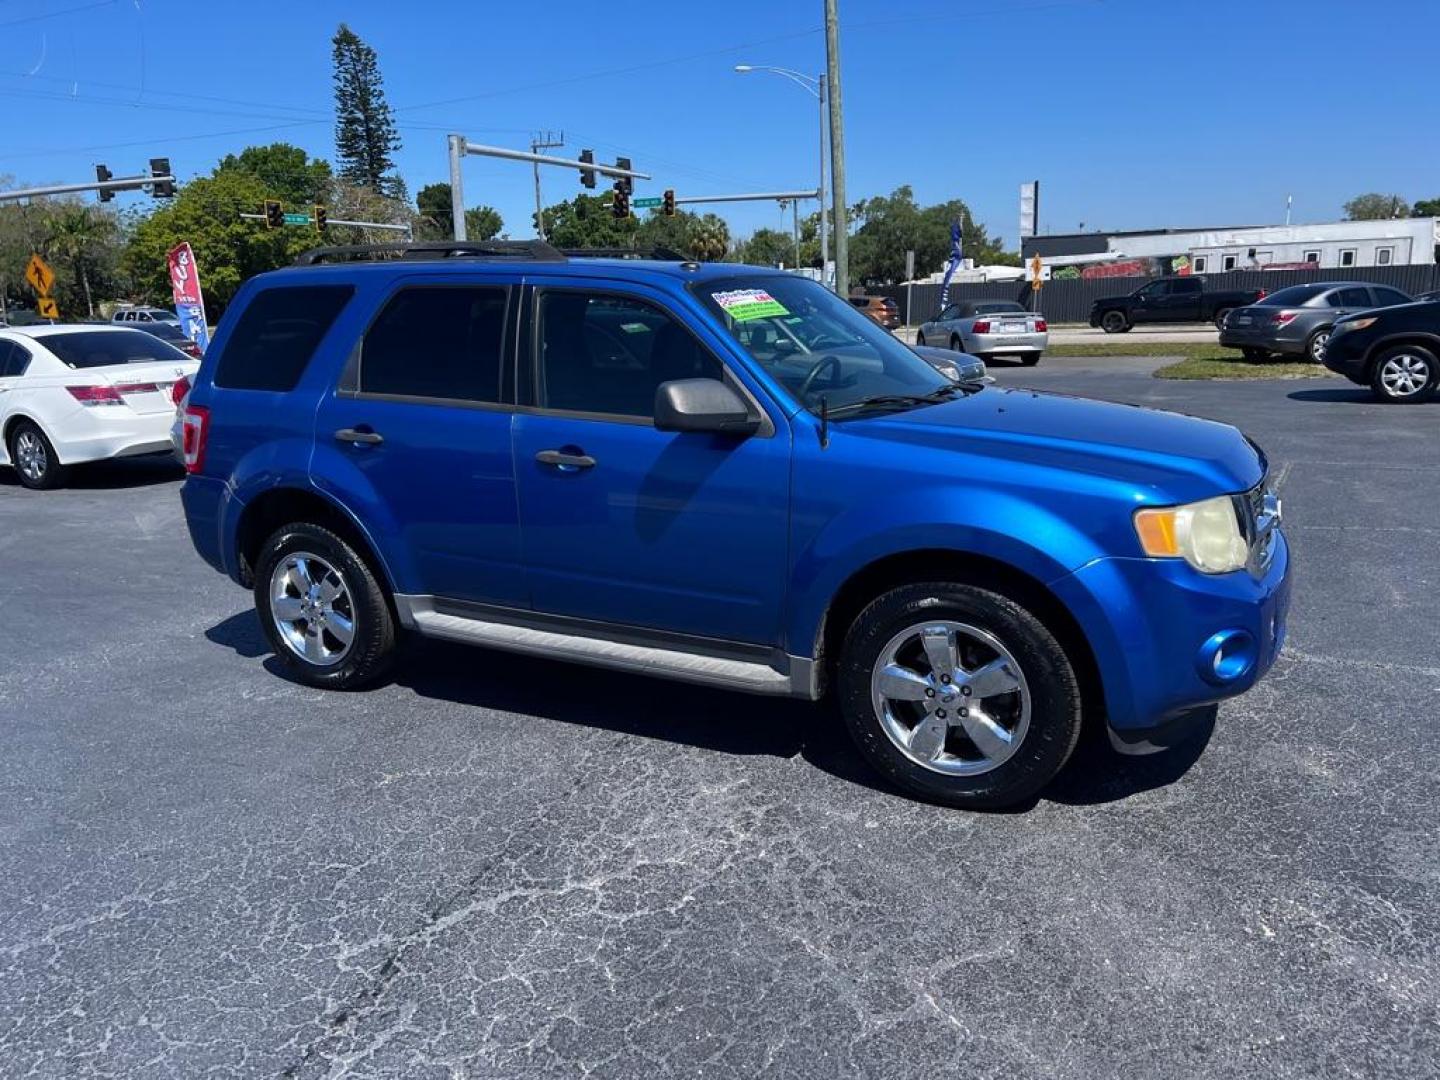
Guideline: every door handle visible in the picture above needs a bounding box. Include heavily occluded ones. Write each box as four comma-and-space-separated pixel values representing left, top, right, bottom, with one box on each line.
335, 427, 383, 446
535, 449, 596, 470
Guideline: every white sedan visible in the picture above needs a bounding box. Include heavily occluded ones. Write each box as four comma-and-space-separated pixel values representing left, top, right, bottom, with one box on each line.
916, 300, 1048, 366
0, 325, 199, 490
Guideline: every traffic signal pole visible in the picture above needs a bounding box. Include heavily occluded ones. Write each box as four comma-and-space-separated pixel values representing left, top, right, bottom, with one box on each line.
445, 134, 651, 240
0, 171, 176, 204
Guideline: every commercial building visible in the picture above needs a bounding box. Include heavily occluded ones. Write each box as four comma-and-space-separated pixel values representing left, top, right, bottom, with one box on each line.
1022, 218, 1440, 277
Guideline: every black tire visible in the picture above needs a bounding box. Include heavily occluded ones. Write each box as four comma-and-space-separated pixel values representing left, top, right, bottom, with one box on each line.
1100, 310, 1129, 334
1369, 344, 1438, 404
915, 332, 926, 347
950, 334, 963, 352
1241, 347, 1270, 362
1019, 352, 1041, 367
1213, 308, 1234, 330
836, 582, 1083, 810
253, 521, 396, 689
1305, 327, 1331, 364
7, 420, 66, 490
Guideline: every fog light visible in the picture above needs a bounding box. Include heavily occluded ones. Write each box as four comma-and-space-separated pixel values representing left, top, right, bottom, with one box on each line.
1196, 629, 1257, 686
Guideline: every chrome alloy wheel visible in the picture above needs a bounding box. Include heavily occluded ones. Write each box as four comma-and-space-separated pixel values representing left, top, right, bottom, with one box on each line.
1379, 352, 1430, 397
14, 430, 46, 483
870, 621, 1031, 776
269, 552, 356, 667
1309, 330, 1330, 362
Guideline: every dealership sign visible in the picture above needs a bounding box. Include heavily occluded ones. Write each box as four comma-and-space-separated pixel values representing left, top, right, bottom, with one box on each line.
167, 243, 210, 352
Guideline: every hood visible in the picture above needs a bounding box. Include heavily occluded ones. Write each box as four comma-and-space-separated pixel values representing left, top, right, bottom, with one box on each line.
841, 386, 1264, 501
1092, 293, 1134, 307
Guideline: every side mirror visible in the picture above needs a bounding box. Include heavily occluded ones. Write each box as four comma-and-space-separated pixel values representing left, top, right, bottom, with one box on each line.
654, 378, 759, 435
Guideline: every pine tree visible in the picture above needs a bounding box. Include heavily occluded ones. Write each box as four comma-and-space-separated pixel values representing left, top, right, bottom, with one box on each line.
331, 24, 404, 200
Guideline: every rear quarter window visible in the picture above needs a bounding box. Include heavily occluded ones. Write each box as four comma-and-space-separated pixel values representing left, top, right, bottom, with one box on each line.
213, 285, 353, 391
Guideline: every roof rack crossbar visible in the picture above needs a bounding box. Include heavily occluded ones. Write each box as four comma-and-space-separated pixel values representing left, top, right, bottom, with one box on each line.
558, 246, 690, 261
294, 240, 567, 266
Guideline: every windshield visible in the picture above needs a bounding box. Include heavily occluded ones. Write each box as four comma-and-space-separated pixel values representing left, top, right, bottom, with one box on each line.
1258, 285, 1329, 306
41, 330, 191, 368
697, 275, 950, 413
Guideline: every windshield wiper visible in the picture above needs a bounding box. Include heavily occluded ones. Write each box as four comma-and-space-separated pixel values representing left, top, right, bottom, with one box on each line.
827, 383, 966, 418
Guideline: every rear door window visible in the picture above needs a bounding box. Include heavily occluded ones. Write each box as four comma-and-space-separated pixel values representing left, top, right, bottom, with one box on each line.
1337, 287, 1372, 308
213, 286, 353, 391
359, 286, 508, 403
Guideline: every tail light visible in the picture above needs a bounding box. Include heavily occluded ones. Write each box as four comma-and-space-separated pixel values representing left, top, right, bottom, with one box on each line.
1035, 318, 1048, 332
1257, 289, 1267, 301
972, 320, 992, 334
1271, 311, 1298, 325
171, 374, 191, 406
181, 404, 210, 474
66, 385, 124, 406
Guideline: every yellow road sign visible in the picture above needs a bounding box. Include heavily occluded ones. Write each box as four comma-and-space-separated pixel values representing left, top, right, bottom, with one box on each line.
36, 296, 60, 319
25, 253, 55, 297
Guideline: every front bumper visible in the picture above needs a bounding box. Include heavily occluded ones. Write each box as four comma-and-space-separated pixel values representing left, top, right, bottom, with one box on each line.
965, 331, 1048, 355
1050, 530, 1291, 754
1320, 330, 1372, 382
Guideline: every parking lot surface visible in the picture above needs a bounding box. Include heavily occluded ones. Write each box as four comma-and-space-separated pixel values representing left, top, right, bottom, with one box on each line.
1, 358, 1436, 1078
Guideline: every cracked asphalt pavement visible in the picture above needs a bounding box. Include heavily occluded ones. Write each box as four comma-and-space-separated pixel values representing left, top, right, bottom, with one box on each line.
1, 359, 1436, 1077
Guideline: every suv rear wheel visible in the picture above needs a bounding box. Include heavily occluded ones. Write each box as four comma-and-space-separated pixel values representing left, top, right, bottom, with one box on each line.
836, 582, 1082, 810
1370, 344, 1437, 403
254, 522, 396, 688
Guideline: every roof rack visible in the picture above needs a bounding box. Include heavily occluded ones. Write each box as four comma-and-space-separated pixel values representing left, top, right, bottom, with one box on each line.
558, 246, 690, 262
294, 240, 566, 266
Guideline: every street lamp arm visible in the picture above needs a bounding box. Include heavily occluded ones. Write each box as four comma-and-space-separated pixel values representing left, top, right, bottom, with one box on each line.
734, 64, 821, 99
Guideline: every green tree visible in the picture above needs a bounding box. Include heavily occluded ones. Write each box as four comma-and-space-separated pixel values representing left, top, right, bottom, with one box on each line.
217, 143, 332, 208
1344, 192, 1410, 220
0, 182, 53, 313
734, 227, 794, 267
686, 214, 729, 262
332, 24, 403, 200
44, 204, 118, 317
414, 183, 503, 241
535, 194, 636, 248
123, 169, 317, 320
1411, 198, 1440, 217
848, 186, 1015, 285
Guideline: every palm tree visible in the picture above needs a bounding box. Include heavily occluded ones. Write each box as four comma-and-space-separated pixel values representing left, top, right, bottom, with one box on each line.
45, 205, 113, 318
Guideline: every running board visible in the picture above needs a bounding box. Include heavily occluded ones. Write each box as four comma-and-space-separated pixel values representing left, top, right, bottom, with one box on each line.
395, 596, 818, 699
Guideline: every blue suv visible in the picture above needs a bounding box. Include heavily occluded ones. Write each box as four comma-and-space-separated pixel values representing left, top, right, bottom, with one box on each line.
180, 242, 1290, 809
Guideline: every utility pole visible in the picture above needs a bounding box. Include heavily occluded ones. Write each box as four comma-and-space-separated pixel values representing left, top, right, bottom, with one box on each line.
448, 134, 468, 241
531, 130, 564, 241
824, 0, 849, 295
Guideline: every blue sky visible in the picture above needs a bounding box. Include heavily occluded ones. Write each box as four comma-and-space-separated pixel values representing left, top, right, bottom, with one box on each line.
2, 0, 1437, 247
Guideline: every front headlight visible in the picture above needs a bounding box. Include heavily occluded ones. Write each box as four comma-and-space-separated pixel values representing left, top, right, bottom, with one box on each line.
1332, 316, 1376, 337
1134, 495, 1248, 573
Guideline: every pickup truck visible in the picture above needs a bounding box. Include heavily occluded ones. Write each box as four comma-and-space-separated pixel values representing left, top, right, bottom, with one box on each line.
1089, 277, 1265, 333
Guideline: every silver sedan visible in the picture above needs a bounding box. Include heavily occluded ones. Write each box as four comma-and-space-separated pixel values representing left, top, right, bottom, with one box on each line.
917, 300, 1048, 366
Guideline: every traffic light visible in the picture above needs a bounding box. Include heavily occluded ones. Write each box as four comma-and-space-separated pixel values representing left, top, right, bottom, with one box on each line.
149, 158, 174, 198
616, 157, 633, 196
611, 181, 629, 220
95, 164, 114, 203
662, 189, 675, 217
263, 200, 284, 229
578, 149, 596, 189
313, 205, 328, 234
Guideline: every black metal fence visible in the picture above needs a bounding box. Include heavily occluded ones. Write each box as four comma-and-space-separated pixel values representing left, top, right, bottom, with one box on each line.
876, 264, 1440, 325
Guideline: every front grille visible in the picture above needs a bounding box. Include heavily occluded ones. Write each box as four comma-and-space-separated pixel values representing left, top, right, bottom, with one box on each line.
1237, 477, 1281, 575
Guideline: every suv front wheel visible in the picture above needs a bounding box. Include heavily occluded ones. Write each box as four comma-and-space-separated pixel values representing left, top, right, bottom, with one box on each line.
837, 582, 1082, 810
254, 522, 396, 689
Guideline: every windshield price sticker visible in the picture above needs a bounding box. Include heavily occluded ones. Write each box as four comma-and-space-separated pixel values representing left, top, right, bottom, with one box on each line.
713, 288, 789, 322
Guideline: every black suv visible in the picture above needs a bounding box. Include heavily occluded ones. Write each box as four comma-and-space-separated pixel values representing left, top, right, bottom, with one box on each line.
1323, 299, 1440, 402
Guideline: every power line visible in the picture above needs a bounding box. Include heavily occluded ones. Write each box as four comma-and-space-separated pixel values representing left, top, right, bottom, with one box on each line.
0, 0, 117, 30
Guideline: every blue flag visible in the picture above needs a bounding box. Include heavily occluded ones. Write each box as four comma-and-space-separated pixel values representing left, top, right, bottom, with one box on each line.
938, 221, 963, 312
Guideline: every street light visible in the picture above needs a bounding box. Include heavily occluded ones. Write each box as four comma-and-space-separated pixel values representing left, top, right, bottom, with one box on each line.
734, 64, 828, 287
